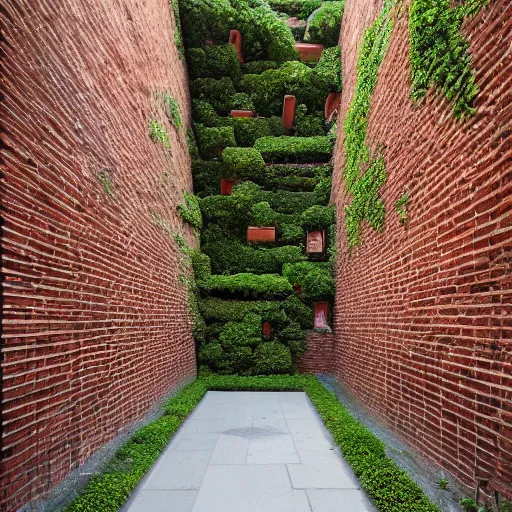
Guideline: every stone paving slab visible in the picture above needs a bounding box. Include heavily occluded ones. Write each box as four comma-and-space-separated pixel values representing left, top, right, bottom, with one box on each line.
124, 391, 377, 512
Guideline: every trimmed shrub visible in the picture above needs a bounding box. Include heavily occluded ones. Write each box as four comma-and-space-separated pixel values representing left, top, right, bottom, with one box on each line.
305, 1, 345, 47
178, 191, 203, 229
191, 251, 212, 283
199, 298, 289, 326
257, 189, 325, 213
233, 117, 284, 147
313, 46, 342, 92
192, 100, 232, 128
295, 105, 326, 137
267, 0, 322, 18
219, 313, 262, 347
192, 160, 226, 197
240, 61, 329, 117
222, 147, 265, 179
250, 201, 278, 227
198, 343, 225, 368
283, 295, 314, 329
186, 128, 200, 159
254, 136, 334, 163
253, 342, 293, 374
301, 204, 336, 230
278, 321, 307, 360
187, 44, 241, 82
242, 60, 279, 74
195, 125, 237, 159
230, 93, 255, 111
283, 261, 335, 302
204, 273, 294, 299
190, 77, 236, 114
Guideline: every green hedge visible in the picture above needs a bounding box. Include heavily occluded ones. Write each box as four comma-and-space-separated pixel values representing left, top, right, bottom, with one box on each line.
202, 225, 305, 274
179, 0, 298, 63
267, 0, 322, 18
195, 124, 237, 159
254, 136, 334, 163
242, 60, 279, 74
283, 261, 335, 302
222, 147, 265, 179
305, 1, 344, 47
240, 61, 329, 117
187, 44, 241, 82
192, 160, 226, 197
253, 342, 293, 374
203, 272, 294, 299
66, 375, 441, 512
301, 204, 335, 230
314, 46, 342, 92
190, 77, 236, 114
233, 117, 284, 147
295, 105, 326, 137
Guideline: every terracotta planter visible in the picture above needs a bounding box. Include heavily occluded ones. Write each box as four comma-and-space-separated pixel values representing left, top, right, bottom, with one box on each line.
231, 110, 254, 118
295, 42, 324, 63
247, 226, 276, 243
282, 95, 296, 133
313, 302, 329, 329
325, 92, 341, 121
205, 39, 214, 45
229, 29, 243, 63
220, 178, 238, 196
263, 322, 272, 337
293, 283, 303, 295
306, 230, 325, 254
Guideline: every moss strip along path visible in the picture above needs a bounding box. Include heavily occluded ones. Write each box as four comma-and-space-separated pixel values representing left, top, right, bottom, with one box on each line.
66, 375, 441, 512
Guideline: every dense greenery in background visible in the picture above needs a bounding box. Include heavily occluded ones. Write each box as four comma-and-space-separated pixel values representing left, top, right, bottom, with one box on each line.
409, 0, 488, 119
343, 0, 394, 248
305, 1, 345, 47
66, 375, 441, 512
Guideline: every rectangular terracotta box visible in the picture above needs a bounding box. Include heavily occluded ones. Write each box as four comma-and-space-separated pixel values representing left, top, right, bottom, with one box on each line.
263, 321, 272, 337
221, 178, 237, 195
295, 42, 324, 63
313, 302, 329, 329
307, 230, 325, 253
247, 226, 276, 243
231, 110, 254, 118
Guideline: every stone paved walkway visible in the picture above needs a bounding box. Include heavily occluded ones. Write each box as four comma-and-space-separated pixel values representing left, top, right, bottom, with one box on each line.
123, 391, 376, 512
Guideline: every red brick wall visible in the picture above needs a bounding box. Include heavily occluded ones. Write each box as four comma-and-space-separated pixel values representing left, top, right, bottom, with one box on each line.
0, 1, 196, 510
298, 331, 335, 374
332, 0, 511, 499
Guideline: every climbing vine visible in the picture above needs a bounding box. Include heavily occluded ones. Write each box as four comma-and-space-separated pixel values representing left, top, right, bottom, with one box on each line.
163, 92, 183, 129
178, 190, 203, 229
149, 119, 171, 149
395, 192, 410, 225
343, 0, 394, 248
409, 0, 488, 119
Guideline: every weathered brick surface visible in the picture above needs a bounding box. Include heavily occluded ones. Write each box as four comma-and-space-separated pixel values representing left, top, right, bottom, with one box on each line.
298, 331, 335, 374
0, 1, 196, 510
332, 0, 511, 498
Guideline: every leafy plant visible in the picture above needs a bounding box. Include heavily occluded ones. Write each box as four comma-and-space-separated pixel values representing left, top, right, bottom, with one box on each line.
96, 171, 114, 197
254, 136, 334, 163
395, 192, 410, 225
149, 119, 171, 149
305, 1, 345, 47
437, 478, 449, 490
409, 0, 488, 118
178, 191, 203, 229
163, 92, 183, 129
195, 124, 237, 159
222, 147, 265, 179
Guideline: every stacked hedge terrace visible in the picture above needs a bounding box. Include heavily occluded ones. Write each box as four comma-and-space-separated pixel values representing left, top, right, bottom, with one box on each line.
177, 0, 343, 376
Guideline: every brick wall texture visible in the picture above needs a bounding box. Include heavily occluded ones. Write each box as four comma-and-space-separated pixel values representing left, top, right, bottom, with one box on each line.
0, 1, 197, 510
298, 331, 335, 374
332, 0, 511, 499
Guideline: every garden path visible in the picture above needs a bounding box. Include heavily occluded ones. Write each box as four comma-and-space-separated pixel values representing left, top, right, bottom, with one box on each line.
123, 391, 376, 512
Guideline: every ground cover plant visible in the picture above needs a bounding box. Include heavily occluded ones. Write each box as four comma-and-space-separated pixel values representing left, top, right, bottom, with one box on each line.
66, 374, 442, 512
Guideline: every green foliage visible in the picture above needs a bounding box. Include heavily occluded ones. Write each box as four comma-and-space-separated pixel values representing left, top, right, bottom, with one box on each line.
191, 251, 212, 283
192, 160, 226, 197
409, 0, 487, 118
313, 46, 342, 92
178, 0, 297, 63
437, 478, 448, 490
301, 204, 335, 229
163, 93, 183, 129
233, 117, 284, 147
222, 147, 266, 179
204, 273, 294, 299
178, 191, 203, 229
190, 77, 236, 114
240, 61, 329, 117
283, 295, 314, 329
253, 342, 292, 374
170, 0, 185, 60
186, 128, 200, 159
242, 60, 279, 74
395, 192, 410, 225
219, 313, 262, 347
305, 1, 344, 47
343, 1, 393, 248
187, 44, 241, 82
195, 124, 237, 159
96, 171, 114, 197
254, 136, 333, 163
283, 261, 334, 302
230, 93, 255, 111
149, 119, 171, 149
295, 105, 326, 137
500, 502, 512, 512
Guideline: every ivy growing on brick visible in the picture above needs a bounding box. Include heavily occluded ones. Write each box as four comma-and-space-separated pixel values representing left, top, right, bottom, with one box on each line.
178, 191, 203, 229
149, 119, 171, 149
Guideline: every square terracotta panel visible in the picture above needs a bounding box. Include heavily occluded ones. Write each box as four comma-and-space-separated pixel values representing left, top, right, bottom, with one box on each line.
247, 226, 276, 242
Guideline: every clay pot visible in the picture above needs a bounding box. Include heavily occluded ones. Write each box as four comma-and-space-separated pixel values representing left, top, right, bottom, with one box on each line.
263, 322, 272, 337
313, 302, 329, 329
220, 178, 238, 196
325, 92, 341, 121
231, 110, 254, 118
295, 42, 324, 63
306, 230, 325, 254
229, 29, 243, 63
282, 95, 296, 133
247, 226, 276, 243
